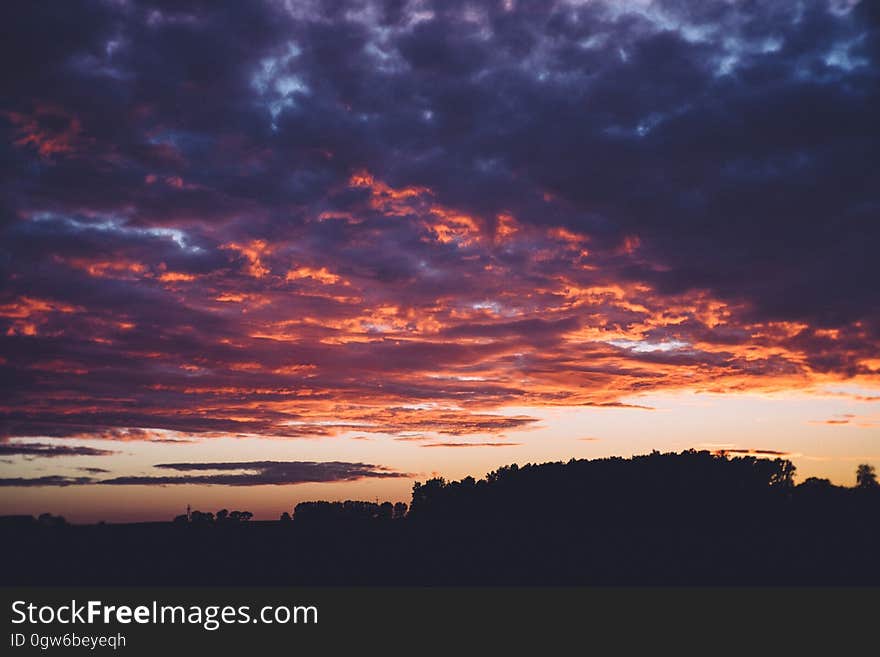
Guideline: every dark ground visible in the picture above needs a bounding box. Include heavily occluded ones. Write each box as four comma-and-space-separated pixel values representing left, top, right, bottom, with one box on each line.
3, 451, 878, 585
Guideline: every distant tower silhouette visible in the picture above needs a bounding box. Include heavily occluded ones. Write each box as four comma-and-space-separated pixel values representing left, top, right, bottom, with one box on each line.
186, 504, 191, 521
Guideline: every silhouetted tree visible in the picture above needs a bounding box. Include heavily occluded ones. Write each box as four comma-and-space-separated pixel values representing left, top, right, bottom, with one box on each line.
393, 502, 408, 519
280, 511, 292, 523
190, 510, 214, 525
796, 477, 840, 499
410, 477, 448, 516
294, 500, 402, 527
768, 457, 797, 489
37, 513, 66, 527
216, 509, 229, 523
800, 477, 834, 489
856, 464, 878, 489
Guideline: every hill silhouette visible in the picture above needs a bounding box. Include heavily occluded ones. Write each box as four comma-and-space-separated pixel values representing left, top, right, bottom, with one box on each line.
2, 450, 878, 585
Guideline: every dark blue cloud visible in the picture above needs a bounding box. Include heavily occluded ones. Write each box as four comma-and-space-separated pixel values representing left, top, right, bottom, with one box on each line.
1, 0, 877, 442
100, 460, 409, 486
0, 442, 117, 458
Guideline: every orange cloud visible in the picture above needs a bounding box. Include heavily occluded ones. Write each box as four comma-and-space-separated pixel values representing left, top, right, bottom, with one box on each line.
223, 240, 272, 278
62, 257, 147, 278
0, 297, 79, 319
5, 105, 86, 160
286, 266, 342, 285
158, 271, 196, 282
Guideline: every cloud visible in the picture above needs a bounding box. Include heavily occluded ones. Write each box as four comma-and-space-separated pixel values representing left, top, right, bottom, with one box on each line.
711, 448, 793, 457
0, 442, 117, 458
582, 402, 656, 410
0, 475, 95, 487
809, 413, 856, 425
98, 460, 409, 486
0, 460, 409, 487
807, 412, 878, 427
420, 442, 521, 448
0, 0, 878, 444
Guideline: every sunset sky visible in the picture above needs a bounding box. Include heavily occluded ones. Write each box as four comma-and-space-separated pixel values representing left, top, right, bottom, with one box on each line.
1, 0, 878, 522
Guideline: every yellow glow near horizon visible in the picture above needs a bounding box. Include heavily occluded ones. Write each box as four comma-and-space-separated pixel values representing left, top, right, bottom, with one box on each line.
2, 388, 877, 523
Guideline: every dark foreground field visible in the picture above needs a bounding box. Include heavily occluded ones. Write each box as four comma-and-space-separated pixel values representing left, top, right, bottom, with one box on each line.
3, 451, 878, 585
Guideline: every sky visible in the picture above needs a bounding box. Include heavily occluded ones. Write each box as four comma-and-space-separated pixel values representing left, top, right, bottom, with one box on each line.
1, 0, 878, 522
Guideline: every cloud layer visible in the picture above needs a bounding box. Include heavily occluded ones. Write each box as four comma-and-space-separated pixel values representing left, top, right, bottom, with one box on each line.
0, 442, 117, 458
1, 0, 878, 446
0, 460, 407, 487
99, 460, 409, 486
